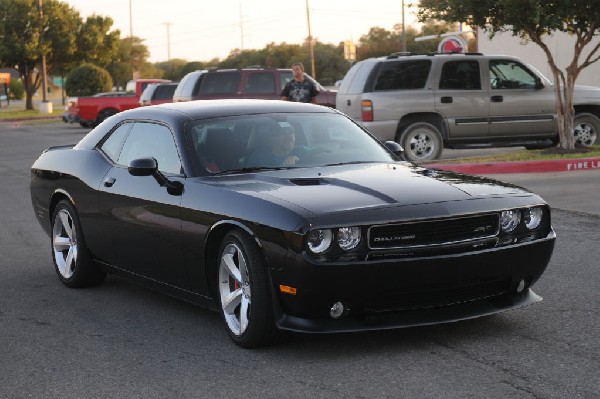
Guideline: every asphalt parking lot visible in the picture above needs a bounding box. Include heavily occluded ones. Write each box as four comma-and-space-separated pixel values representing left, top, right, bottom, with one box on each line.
1, 121, 598, 398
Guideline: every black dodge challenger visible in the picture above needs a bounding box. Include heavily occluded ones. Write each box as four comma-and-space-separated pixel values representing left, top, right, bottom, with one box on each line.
30, 99, 556, 348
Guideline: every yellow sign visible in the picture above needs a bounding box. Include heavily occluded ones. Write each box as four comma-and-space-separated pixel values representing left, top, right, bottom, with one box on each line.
0, 73, 10, 85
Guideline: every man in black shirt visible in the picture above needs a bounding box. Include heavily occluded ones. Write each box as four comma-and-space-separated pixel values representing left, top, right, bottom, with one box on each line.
280, 62, 319, 103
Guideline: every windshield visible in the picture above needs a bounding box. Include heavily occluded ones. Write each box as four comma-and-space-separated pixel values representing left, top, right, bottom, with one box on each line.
186, 112, 397, 175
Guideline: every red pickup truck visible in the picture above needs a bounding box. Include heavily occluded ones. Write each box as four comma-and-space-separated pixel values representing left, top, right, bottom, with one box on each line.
66, 79, 169, 127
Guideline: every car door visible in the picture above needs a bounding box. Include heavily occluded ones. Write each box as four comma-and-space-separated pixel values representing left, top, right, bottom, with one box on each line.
95, 121, 188, 288
434, 59, 490, 139
487, 58, 556, 138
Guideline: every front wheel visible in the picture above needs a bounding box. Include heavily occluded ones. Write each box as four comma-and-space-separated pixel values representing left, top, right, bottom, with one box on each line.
574, 113, 600, 146
51, 200, 106, 288
399, 122, 443, 162
217, 229, 278, 348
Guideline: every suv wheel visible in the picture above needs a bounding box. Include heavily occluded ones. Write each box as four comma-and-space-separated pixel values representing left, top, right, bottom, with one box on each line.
574, 113, 600, 147
400, 122, 443, 162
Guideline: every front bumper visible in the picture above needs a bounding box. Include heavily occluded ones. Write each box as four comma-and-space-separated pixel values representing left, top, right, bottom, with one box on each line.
270, 230, 555, 333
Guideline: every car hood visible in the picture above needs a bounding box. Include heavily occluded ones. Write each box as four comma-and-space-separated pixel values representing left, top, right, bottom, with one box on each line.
203, 163, 532, 216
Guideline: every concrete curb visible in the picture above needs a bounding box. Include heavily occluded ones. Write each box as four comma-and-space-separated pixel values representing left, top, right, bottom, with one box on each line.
423, 157, 600, 174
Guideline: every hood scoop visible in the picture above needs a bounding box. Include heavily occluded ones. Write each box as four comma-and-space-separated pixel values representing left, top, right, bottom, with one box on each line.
289, 178, 324, 186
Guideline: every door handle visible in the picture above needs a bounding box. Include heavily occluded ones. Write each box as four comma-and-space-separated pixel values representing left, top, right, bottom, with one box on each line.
491, 95, 503, 102
440, 96, 453, 103
103, 177, 116, 187
347, 99, 351, 106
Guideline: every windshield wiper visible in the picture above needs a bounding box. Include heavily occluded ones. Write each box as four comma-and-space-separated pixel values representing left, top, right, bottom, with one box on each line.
323, 161, 377, 167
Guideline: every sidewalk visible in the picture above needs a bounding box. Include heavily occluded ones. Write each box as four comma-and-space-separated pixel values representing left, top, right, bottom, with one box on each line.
423, 157, 600, 174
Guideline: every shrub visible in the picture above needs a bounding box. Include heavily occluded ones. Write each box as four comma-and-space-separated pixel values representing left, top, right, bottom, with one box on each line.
65, 64, 113, 96
9, 79, 24, 100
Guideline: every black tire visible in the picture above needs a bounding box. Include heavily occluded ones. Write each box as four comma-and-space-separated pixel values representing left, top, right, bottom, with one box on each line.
51, 200, 106, 288
79, 121, 95, 128
96, 109, 117, 125
399, 122, 443, 162
574, 113, 600, 146
217, 229, 278, 348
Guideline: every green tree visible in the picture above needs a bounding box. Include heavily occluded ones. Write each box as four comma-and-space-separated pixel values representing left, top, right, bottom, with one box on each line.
0, 0, 82, 109
418, 0, 600, 149
107, 36, 152, 89
181, 61, 207, 76
65, 64, 112, 96
73, 15, 120, 69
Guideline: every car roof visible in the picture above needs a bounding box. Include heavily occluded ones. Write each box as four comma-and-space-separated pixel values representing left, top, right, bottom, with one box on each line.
76, 99, 337, 150
135, 99, 334, 120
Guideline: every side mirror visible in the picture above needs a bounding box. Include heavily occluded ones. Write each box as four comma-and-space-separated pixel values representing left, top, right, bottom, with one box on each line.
128, 157, 183, 195
128, 157, 158, 176
384, 141, 404, 157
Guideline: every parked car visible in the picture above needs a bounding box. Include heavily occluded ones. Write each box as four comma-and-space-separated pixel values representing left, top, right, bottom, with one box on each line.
173, 67, 336, 108
67, 79, 170, 128
31, 99, 555, 348
336, 52, 600, 161
139, 82, 178, 106
63, 91, 128, 124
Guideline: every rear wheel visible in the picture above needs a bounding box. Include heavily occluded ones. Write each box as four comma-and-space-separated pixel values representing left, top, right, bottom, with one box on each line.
51, 200, 106, 288
217, 229, 277, 348
574, 113, 600, 146
96, 109, 117, 125
400, 122, 443, 162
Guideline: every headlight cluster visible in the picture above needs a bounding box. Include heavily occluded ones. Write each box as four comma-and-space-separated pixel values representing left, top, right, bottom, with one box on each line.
307, 227, 361, 254
500, 206, 544, 233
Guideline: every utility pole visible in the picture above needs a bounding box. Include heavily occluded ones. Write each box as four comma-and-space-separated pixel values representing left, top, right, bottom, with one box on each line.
401, 0, 406, 52
129, 0, 133, 37
37, 0, 51, 113
239, 3, 244, 51
163, 22, 172, 63
305, 0, 316, 79
163, 22, 173, 76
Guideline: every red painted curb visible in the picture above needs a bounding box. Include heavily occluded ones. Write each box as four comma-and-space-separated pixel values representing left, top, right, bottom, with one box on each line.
423, 157, 600, 174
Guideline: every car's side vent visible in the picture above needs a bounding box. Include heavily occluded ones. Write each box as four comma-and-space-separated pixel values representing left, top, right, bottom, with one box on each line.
289, 178, 323, 186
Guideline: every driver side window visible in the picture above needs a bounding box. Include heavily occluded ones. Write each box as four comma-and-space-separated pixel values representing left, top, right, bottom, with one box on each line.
117, 122, 182, 174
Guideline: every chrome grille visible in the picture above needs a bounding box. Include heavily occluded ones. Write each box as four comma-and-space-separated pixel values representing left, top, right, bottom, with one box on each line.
368, 214, 499, 250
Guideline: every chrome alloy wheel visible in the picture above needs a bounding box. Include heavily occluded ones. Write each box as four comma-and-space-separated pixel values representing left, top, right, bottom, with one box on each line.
407, 131, 437, 160
218, 243, 251, 336
574, 121, 598, 147
52, 209, 79, 279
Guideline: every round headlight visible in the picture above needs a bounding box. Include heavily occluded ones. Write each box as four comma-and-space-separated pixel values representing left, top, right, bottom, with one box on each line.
500, 210, 521, 232
337, 227, 361, 251
307, 229, 333, 254
524, 207, 543, 230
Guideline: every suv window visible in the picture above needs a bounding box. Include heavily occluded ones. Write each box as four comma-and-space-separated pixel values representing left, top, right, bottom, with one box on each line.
490, 60, 538, 89
246, 72, 276, 94
374, 60, 431, 91
439, 61, 481, 90
196, 72, 241, 95
154, 84, 177, 100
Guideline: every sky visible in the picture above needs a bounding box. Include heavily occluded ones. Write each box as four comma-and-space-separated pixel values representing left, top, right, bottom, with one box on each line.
62, 0, 419, 63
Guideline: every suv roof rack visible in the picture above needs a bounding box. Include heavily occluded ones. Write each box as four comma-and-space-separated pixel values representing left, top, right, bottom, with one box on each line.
426, 52, 484, 56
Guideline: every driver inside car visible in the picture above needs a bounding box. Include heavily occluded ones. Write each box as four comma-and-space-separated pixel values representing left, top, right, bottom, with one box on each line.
247, 124, 310, 167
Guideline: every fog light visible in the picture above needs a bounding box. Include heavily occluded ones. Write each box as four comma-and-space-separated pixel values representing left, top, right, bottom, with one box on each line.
516, 279, 527, 293
330, 301, 347, 319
